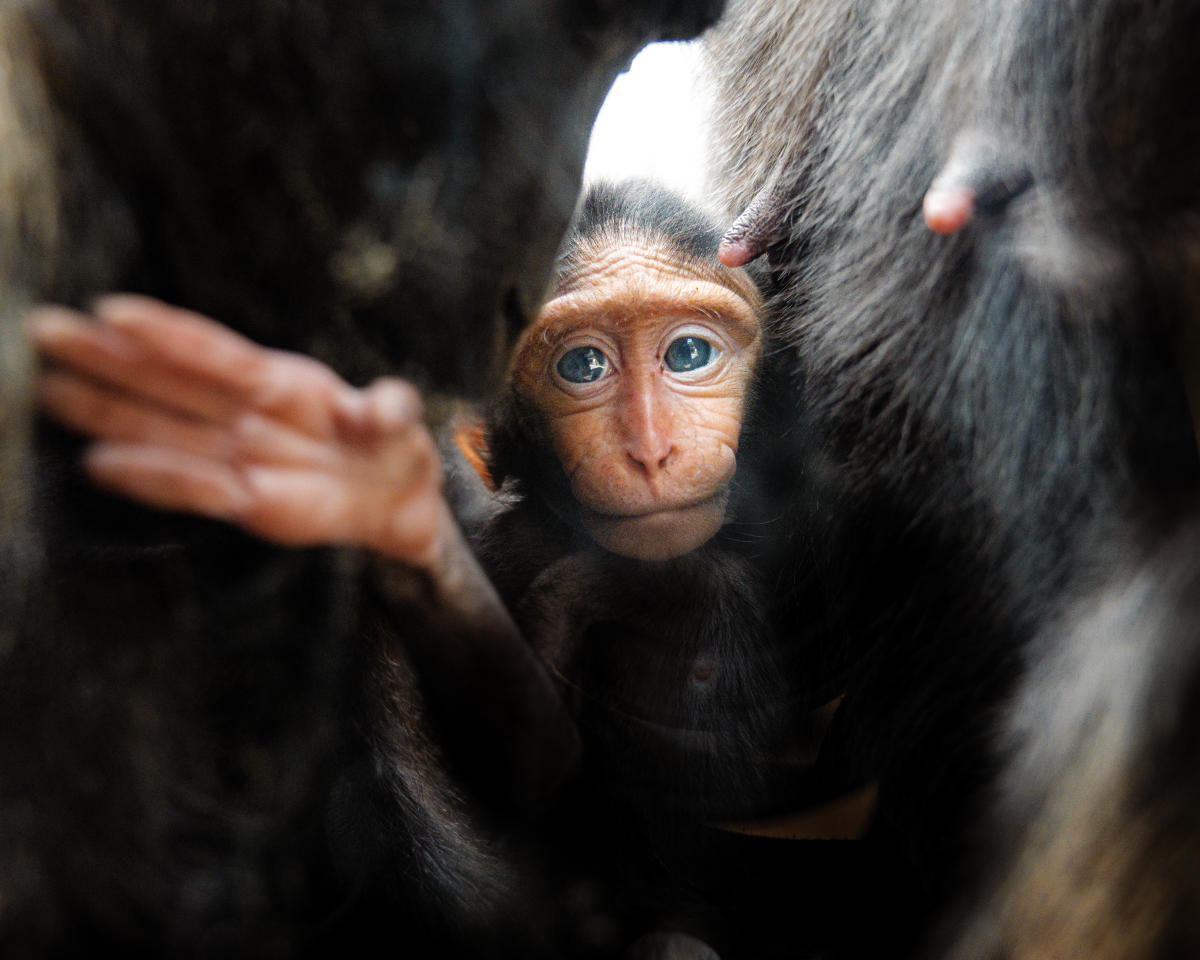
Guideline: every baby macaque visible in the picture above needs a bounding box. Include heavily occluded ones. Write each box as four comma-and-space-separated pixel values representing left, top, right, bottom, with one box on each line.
31, 181, 763, 575
32, 181, 845, 959
475, 180, 764, 559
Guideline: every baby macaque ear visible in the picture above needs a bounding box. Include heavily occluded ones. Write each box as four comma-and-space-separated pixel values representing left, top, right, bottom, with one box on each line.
453, 415, 498, 492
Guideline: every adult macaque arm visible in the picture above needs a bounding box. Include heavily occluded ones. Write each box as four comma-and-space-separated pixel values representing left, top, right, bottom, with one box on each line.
30, 294, 579, 810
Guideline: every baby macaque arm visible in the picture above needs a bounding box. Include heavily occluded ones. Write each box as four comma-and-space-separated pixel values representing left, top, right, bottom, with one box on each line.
373, 526, 582, 811
31, 294, 580, 810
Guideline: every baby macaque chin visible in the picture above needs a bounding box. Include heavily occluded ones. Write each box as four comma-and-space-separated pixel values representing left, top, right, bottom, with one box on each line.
580, 491, 729, 562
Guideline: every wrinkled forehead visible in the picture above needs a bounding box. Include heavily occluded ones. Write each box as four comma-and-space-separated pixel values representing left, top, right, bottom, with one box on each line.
509, 237, 763, 388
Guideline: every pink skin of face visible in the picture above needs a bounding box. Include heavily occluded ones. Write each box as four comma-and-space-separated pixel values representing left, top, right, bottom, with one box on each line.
547, 326, 745, 562
513, 240, 763, 562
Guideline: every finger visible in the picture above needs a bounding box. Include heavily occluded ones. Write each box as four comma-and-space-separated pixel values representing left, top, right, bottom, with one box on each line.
234, 468, 389, 548
371, 485, 449, 568
84, 441, 440, 555
39, 368, 347, 474
91, 294, 276, 396
30, 305, 250, 425
84, 443, 255, 523
369, 412, 442, 497
93, 294, 348, 438
364, 378, 424, 433
231, 410, 373, 472
39, 366, 358, 479
85, 439, 409, 550
231, 405, 440, 491
38, 370, 238, 459
87, 439, 436, 552
334, 377, 425, 443
236, 465, 442, 555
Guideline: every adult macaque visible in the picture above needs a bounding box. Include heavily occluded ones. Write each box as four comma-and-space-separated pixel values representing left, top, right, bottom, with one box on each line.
33, 181, 827, 959
700, 0, 1200, 956
940, 518, 1200, 960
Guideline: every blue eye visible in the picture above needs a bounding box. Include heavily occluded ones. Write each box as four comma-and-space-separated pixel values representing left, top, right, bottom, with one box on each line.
664, 336, 715, 373
556, 345, 610, 383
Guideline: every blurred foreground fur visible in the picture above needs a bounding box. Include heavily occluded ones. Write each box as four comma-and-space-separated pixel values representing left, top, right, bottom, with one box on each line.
944, 518, 1200, 959
0, 1, 722, 955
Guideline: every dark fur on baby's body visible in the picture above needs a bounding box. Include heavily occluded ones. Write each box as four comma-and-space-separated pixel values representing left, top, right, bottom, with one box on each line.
0, 2, 725, 956
450, 180, 847, 960
705, 0, 1200, 955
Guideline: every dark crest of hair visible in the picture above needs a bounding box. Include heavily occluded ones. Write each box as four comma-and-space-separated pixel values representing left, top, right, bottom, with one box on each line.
553, 179, 726, 291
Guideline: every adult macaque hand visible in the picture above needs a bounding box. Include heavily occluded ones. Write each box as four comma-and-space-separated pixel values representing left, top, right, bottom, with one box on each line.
30, 294, 449, 570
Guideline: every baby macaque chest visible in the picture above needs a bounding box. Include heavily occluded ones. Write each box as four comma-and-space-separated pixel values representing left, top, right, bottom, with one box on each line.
543, 550, 800, 825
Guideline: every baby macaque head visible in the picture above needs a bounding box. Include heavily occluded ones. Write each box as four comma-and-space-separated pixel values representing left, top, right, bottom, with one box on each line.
484, 181, 764, 561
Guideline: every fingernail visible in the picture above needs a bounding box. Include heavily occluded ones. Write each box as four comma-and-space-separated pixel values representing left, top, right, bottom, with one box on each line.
25, 306, 79, 342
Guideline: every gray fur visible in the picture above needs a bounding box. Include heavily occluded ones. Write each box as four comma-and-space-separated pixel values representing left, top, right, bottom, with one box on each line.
702, 0, 1200, 954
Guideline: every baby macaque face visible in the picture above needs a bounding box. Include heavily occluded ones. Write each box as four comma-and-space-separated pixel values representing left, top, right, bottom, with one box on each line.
510, 233, 762, 561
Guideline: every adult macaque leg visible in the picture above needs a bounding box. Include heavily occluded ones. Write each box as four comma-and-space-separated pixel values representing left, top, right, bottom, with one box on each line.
31, 294, 580, 811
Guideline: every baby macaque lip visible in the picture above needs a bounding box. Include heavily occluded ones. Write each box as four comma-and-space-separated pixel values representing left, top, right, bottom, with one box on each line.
585, 491, 727, 522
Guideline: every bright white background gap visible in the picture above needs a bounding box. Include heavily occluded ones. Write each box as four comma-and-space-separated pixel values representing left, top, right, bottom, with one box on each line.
581, 41, 713, 205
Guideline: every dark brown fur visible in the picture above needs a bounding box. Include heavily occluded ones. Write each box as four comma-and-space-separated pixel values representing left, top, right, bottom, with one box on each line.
941, 517, 1200, 959
0, 3, 724, 956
